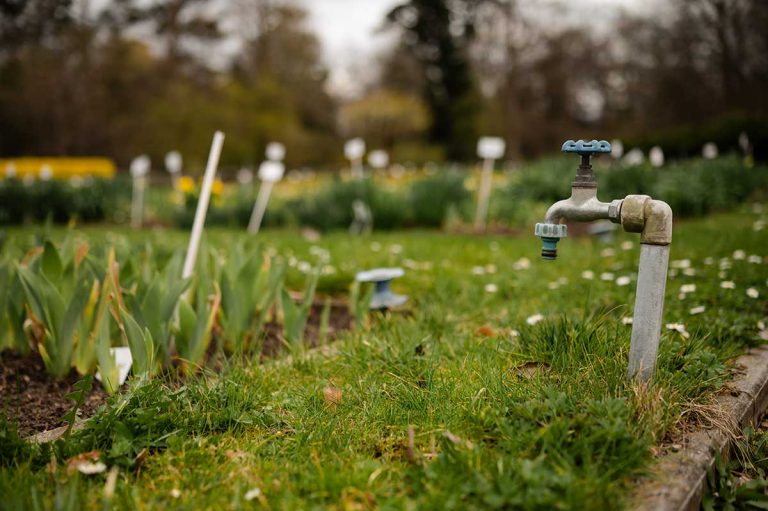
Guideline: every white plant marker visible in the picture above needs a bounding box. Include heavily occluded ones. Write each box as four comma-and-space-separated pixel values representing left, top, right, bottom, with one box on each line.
649, 146, 665, 168
622, 148, 645, 166
368, 150, 389, 170
182, 131, 225, 279
739, 132, 750, 154
39, 164, 53, 181
248, 160, 284, 234
610, 139, 624, 159
345, 138, 366, 180
702, 142, 718, 159
165, 150, 183, 189
95, 347, 133, 386
129, 155, 150, 229
474, 136, 505, 230
266, 141, 286, 162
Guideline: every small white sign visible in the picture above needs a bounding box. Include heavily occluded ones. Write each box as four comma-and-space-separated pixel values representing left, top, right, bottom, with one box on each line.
477, 137, 505, 160
39, 164, 53, 181
95, 346, 133, 386
702, 142, 718, 159
236, 167, 254, 185
649, 146, 665, 167
258, 160, 285, 182
622, 148, 645, 166
130, 155, 151, 178
165, 151, 182, 174
368, 150, 389, 169
344, 138, 366, 160
611, 139, 624, 159
739, 132, 750, 152
266, 142, 286, 162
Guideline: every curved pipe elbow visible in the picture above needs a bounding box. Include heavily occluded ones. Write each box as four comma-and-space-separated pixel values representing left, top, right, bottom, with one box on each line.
641, 199, 673, 245
544, 200, 570, 224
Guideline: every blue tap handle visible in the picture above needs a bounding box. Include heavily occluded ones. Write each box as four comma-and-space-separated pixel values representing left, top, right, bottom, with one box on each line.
561, 140, 611, 155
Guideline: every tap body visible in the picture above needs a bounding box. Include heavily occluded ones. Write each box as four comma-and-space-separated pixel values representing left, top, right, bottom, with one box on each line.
533, 140, 673, 381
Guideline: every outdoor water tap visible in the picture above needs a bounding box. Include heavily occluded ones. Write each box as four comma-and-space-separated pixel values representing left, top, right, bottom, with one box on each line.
534, 140, 620, 260
534, 139, 674, 381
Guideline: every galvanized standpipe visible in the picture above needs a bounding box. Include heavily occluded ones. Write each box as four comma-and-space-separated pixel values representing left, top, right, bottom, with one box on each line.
620, 195, 673, 380
535, 140, 673, 381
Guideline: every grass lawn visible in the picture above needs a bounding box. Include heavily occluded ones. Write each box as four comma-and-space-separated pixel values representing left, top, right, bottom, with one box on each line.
2, 207, 767, 509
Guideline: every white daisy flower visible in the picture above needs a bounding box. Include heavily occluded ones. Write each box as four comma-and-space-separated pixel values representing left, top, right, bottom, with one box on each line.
733, 250, 746, 260
472, 266, 485, 275
621, 241, 634, 251
720, 281, 736, 289
370, 242, 382, 252
509, 329, 520, 338
703, 257, 714, 265
485, 264, 497, 274
671, 259, 691, 269
680, 284, 696, 294
245, 488, 262, 501
526, 313, 544, 325
581, 270, 595, 280
747, 288, 759, 299
666, 323, 690, 338
389, 244, 403, 255
600, 272, 615, 281
600, 248, 616, 258
616, 276, 631, 286
689, 305, 706, 315
622, 316, 633, 325
748, 255, 763, 264
513, 258, 531, 271
683, 268, 697, 276
484, 283, 498, 294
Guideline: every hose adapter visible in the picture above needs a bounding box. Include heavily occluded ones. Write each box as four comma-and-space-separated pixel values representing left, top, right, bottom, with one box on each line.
534, 223, 567, 260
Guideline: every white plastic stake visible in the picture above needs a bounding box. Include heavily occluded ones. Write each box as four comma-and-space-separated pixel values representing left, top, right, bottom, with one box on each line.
248, 180, 274, 234
474, 157, 495, 230
182, 131, 225, 279
345, 138, 366, 180
165, 150, 183, 189
248, 160, 284, 234
474, 137, 505, 230
129, 155, 150, 229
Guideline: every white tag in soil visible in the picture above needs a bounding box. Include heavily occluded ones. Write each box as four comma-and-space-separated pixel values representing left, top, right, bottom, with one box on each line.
266, 142, 286, 162
165, 151, 182, 174
95, 347, 133, 386
344, 138, 366, 160
368, 150, 389, 169
477, 137, 505, 160
130, 155, 150, 178
258, 161, 285, 182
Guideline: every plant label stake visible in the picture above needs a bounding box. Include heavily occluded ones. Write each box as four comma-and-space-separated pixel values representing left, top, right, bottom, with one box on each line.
368, 150, 389, 171
129, 155, 150, 229
248, 160, 284, 234
182, 131, 225, 279
345, 138, 366, 180
266, 142, 286, 162
165, 150, 183, 189
474, 136, 505, 230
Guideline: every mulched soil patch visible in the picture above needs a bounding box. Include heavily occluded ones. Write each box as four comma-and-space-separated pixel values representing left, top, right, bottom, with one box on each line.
261, 301, 354, 358
0, 351, 107, 437
1, 300, 354, 437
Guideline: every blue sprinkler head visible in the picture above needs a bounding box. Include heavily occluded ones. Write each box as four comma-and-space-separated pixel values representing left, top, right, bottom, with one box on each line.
534, 223, 567, 261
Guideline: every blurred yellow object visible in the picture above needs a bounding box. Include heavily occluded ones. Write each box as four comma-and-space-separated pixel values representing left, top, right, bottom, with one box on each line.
0, 157, 116, 179
178, 175, 195, 193
212, 178, 224, 196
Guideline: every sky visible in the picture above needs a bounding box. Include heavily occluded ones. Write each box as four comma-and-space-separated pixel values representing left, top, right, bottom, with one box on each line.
296, 0, 652, 96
